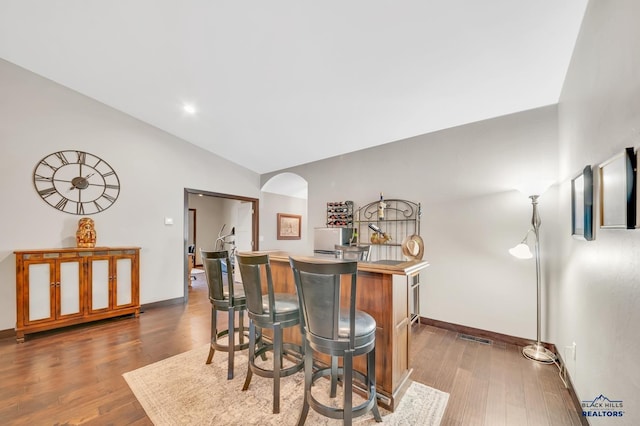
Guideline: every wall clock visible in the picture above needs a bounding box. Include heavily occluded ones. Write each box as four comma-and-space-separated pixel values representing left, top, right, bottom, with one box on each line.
33, 150, 120, 215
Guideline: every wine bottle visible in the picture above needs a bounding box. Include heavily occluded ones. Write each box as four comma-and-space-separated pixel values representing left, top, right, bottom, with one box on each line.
378, 192, 385, 220
350, 228, 358, 245
368, 223, 383, 233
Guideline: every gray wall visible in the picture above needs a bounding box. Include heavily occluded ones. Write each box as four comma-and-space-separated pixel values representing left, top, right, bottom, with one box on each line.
0, 59, 260, 330
260, 192, 308, 253
554, 1, 640, 423
262, 105, 560, 340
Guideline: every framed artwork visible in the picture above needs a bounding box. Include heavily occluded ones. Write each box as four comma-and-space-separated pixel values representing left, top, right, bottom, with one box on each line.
599, 147, 637, 229
571, 165, 594, 240
277, 213, 302, 240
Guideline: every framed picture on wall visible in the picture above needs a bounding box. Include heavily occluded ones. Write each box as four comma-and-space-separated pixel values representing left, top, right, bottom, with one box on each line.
277, 213, 302, 240
599, 147, 637, 229
571, 165, 594, 240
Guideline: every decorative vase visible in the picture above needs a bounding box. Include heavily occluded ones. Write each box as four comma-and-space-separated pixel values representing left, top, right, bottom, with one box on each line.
76, 217, 97, 248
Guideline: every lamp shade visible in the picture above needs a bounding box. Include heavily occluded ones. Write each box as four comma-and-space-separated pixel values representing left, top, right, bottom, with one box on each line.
509, 243, 533, 259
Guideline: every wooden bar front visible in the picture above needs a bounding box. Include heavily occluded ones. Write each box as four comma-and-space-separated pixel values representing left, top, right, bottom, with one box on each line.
261, 252, 429, 411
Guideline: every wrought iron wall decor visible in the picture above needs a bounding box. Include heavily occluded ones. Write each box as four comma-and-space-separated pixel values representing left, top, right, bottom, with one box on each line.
354, 199, 421, 261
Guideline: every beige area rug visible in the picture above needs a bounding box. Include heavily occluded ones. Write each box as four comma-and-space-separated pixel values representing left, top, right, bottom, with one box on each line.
123, 345, 449, 426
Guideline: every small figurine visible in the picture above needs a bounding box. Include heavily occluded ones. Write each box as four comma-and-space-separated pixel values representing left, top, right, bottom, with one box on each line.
76, 217, 97, 248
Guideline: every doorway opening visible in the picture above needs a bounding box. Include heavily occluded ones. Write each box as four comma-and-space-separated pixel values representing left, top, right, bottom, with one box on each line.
183, 188, 259, 301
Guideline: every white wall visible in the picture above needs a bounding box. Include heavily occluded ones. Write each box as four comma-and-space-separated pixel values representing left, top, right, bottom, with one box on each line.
0, 59, 260, 331
262, 105, 559, 340
554, 1, 640, 423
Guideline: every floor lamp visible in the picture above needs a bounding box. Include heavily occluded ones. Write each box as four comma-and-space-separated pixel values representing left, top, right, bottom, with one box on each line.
509, 194, 557, 364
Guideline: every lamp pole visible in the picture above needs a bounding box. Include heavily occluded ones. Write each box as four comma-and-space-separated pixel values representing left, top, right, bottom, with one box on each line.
522, 195, 557, 363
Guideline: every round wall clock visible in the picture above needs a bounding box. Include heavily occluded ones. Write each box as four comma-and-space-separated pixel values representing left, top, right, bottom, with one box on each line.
33, 150, 120, 215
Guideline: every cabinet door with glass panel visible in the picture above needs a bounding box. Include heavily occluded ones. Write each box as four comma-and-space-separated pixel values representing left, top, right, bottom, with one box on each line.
87, 250, 138, 314
22, 256, 84, 325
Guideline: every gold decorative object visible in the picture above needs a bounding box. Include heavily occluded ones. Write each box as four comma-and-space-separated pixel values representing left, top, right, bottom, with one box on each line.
370, 232, 391, 244
76, 217, 97, 248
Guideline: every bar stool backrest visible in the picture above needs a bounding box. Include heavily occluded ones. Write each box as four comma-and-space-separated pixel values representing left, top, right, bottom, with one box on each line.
236, 253, 276, 321
201, 250, 234, 303
334, 244, 370, 261
290, 258, 358, 347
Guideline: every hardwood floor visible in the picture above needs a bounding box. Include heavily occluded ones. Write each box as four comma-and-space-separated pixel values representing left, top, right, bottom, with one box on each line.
0, 273, 584, 425
410, 323, 583, 425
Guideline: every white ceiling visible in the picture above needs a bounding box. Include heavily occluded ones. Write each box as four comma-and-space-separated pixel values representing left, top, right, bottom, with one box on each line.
0, 1, 588, 174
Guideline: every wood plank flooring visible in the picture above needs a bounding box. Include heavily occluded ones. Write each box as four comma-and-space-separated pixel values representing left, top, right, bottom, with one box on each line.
0, 273, 584, 425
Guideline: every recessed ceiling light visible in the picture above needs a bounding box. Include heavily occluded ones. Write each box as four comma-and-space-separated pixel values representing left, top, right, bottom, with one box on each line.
183, 103, 197, 115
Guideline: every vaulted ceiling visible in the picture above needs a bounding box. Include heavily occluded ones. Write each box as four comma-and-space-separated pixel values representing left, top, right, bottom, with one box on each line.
0, 1, 588, 174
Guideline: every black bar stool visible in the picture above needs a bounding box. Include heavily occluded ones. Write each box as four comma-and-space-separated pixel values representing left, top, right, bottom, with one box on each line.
334, 244, 370, 261
236, 253, 304, 414
200, 250, 249, 380
289, 257, 382, 425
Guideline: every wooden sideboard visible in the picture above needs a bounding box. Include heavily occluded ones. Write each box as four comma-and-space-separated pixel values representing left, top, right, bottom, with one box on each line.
254, 251, 429, 411
14, 247, 140, 343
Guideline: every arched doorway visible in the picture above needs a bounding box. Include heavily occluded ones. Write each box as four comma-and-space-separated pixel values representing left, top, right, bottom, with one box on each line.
260, 173, 309, 252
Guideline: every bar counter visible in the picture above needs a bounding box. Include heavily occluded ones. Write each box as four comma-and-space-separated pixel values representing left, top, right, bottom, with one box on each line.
241, 251, 430, 411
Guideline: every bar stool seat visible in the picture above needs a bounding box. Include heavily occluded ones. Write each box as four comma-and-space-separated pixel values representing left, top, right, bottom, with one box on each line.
261, 293, 299, 315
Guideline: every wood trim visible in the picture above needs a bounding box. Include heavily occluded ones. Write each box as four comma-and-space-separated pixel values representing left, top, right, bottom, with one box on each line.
0, 328, 15, 340
419, 316, 557, 353
140, 297, 184, 311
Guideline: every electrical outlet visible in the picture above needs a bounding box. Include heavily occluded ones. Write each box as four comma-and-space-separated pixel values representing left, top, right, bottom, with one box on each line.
572, 342, 577, 360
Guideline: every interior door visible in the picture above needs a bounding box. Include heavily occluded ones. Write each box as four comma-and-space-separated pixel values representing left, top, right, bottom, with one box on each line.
234, 201, 253, 284
236, 201, 253, 252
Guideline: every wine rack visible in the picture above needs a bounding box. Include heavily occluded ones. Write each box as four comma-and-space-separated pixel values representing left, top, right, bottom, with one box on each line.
355, 198, 423, 324
354, 199, 421, 261
326, 200, 354, 228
